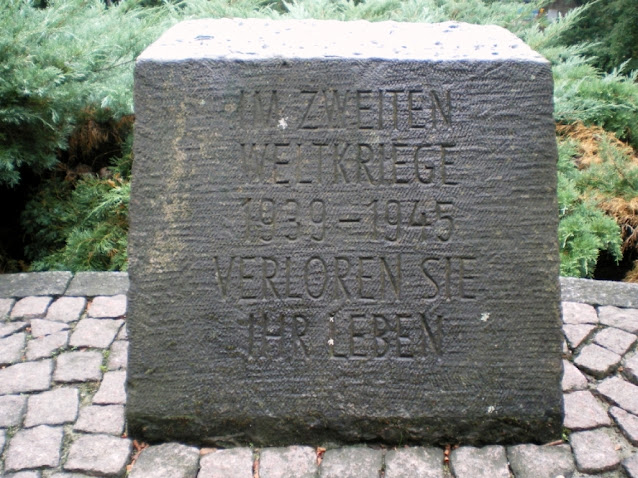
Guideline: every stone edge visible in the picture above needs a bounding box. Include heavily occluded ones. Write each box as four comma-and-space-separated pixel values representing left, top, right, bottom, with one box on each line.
0, 273, 634, 306
559, 277, 638, 308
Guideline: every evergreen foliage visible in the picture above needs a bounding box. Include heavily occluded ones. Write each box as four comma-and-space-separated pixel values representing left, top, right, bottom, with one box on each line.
4, 0, 638, 279
558, 0, 638, 74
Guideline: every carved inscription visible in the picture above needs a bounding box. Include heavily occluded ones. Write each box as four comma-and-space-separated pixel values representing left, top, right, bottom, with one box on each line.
218, 87, 470, 360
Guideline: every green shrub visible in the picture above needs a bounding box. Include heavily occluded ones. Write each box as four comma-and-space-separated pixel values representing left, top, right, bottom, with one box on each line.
556, 138, 623, 277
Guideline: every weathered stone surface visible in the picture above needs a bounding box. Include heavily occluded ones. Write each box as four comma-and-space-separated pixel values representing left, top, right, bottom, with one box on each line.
66, 272, 130, 297
10, 296, 52, 319
609, 406, 638, 445
0, 297, 15, 316
563, 391, 611, 430
108, 340, 128, 370
50, 474, 93, 478
74, 404, 125, 435
259, 446, 317, 478
87, 294, 127, 318
574, 343, 621, 378
319, 447, 382, 478
562, 359, 588, 391
0, 272, 71, 298
506, 444, 574, 478
0, 360, 52, 395
117, 324, 128, 339
45, 297, 86, 323
69, 318, 123, 349
0, 332, 25, 365
54, 350, 103, 383
598, 377, 638, 415
30, 318, 70, 337
0, 320, 26, 338
0, 394, 27, 427
594, 327, 637, 356
4, 425, 63, 471
384, 447, 444, 478
64, 434, 132, 476
560, 276, 638, 308
198, 448, 253, 478
563, 324, 596, 350
92, 370, 127, 404
562, 301, 598, 325
26, 331, 69, 361
625, 353, 638, 385
570, 428, 620, 473
5, 472, 42, 478
449, 445, 509, 478
24, 387, 79, 427
129, 442, 200, 478
128, 18, 562, 446
624, 453, 638, 478
598, 306, 638, 334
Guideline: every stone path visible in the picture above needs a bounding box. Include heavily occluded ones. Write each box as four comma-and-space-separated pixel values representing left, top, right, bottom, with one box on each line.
0, 272, 637, 477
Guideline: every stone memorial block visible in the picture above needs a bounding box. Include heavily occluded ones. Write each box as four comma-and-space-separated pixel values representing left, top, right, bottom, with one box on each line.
127, 19, 562, 446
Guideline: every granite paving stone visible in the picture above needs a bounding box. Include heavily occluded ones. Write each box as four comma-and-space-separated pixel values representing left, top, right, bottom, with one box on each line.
259, 446, 317, 478
50, 474, 94, 478
563, 301, 598, 325
24, 387, 79, 427
0, 320, 26, 338
0, 394, 26, 427
74, 404, 125, 435
506, 444, 575, 478
87, 294, 127, 318
30, 319, 70, 338
4, 425, 63, 472
128, 442, 200, 478
64, 434, 132, 476
65, 271, 129, 297
384, 447, 444, 478
319, 447, 383, 478
92, 370, 127, 404
4, 471, 42, 478
624, 353, 638, 385
69, 318, 123, 349
26, 331, 69, 361
564, 324, 597, 350
45, 297, 86, 323
198, 447, 253, 478
10, 297, 52, 319
449, 445, 509, 478
0, 359, 52, 395
564, 390, 612, 430
598, 376, 638, 415
0, 332, 26, 365
54, 350, 103, 383
0, 272, 71, 297
624, 453, 638, 478
574, 343, 622, 378
609, 406, 638, 445
0, 298, 15, 317
107, 340, 128, 370
562, 359, 589, 391
570, 428, 621, 473
594, 327, 637, 356
561, 277, 638, 308
117, 325, 128, 340
598, 306, 638, 334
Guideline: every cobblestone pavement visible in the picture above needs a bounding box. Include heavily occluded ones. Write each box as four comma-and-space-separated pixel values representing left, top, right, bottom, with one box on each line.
0, 272, 637, 477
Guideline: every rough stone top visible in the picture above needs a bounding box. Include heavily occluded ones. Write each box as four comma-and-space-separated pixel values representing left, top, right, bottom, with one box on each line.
137, 18, 547, 63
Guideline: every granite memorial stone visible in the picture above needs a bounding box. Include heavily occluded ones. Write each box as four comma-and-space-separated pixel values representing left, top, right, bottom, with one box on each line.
127, 19, 562, 446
